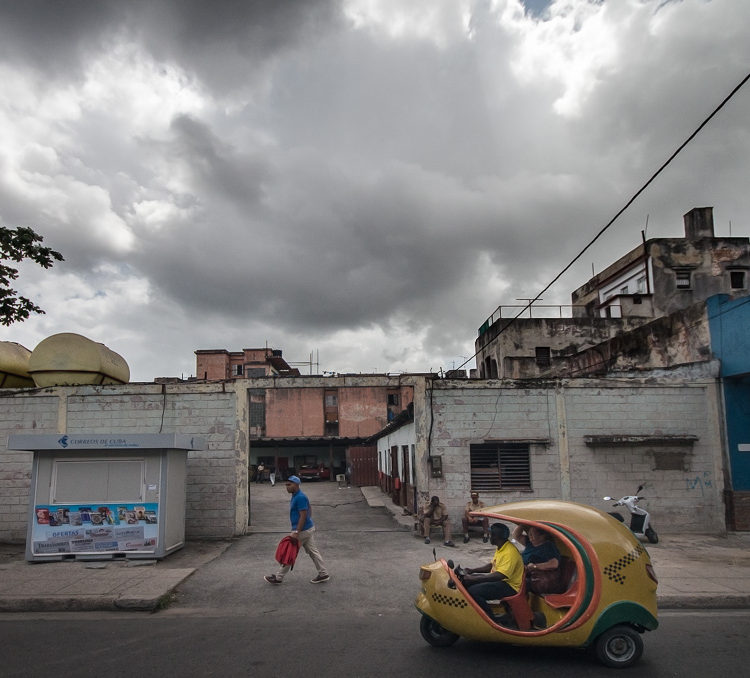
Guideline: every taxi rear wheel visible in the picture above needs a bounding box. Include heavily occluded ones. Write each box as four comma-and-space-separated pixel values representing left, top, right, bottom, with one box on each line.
419, 616, 459, 647
594, 625, 643, 668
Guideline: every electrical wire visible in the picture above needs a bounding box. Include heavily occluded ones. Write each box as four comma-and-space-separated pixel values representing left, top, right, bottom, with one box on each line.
457, 70, 750, 373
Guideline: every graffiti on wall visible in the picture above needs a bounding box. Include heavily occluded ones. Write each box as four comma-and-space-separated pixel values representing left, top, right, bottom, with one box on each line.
686, 471, 713, 495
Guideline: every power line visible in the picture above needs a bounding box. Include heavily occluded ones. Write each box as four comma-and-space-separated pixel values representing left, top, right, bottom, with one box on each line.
458, 70, 750, 373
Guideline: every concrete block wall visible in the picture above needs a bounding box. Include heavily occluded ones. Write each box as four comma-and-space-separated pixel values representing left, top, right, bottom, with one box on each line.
0, 383, 245, 543
563, 382, 722, 532
0, 395, 60, 542
421, 378, 724, 533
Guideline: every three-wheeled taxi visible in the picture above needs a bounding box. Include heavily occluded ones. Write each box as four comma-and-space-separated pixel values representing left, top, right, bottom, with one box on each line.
415, 500, 658, 668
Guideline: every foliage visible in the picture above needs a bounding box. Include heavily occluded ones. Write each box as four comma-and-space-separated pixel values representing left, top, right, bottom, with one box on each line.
0, 226, 64, 326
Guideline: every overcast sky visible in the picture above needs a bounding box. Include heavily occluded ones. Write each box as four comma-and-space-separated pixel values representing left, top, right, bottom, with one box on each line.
1, 0, 749, 381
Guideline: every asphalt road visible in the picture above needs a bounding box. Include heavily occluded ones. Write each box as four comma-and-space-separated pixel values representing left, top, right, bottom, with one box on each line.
2, 485, 748, 676
1, 609, 748, 677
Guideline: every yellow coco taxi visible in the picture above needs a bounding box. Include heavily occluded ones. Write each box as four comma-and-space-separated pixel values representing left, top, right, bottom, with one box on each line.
415, 500, 658, 668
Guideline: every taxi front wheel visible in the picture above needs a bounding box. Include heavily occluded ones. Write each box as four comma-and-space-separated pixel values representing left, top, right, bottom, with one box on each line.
594, 625, 644, 668
419, 616, 459, 647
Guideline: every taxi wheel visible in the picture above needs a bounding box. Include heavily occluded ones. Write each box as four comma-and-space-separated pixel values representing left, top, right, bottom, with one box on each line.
419, 616, 459, 647
594, 625, 643, 668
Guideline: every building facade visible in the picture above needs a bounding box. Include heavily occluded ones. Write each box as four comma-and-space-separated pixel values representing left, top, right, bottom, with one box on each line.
476, 207, 750, 379
195, 347, 300, 380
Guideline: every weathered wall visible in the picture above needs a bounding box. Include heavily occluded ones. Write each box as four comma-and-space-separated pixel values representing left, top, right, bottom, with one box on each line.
338, 387, 390, 437
259, 379, 414, 439
0, 382, 247, 543
195, 351, 230, 381
476, 316, 649, 379
265, 387, 325, 437
415, 378, 725, 533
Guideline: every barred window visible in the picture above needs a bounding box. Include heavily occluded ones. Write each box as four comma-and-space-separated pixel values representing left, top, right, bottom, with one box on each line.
470, 443, 531, 491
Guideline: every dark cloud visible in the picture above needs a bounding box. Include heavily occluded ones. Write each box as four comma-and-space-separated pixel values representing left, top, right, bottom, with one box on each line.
2, 1, 750, 381
0, 0, 343, 90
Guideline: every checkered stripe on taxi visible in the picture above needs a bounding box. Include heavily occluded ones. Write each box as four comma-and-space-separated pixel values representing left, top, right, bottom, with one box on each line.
431, 592, 469, 608
603, 544, 646, 585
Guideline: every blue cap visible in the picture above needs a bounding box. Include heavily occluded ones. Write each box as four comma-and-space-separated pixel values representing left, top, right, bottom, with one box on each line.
287, 475, 301, 484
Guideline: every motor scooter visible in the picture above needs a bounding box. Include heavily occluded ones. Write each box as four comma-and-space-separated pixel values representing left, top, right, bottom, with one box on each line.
603, 485, 658, 544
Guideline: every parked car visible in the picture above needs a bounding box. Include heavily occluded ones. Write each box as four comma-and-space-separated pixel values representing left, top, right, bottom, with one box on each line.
298, 464, 331, 481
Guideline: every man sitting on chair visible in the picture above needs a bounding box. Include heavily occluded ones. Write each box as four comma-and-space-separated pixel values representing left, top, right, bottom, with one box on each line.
419, 495, 455, 547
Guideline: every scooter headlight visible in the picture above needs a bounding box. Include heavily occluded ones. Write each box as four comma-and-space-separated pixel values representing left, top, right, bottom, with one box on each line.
419, 567, 432, 581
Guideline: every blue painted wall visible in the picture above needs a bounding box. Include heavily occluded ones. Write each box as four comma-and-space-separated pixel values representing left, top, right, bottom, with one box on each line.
707, 295, 750, 490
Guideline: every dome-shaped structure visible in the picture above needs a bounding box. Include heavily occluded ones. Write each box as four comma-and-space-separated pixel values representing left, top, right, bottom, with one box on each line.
0, 341, 35, 388
28, 333, 129, 387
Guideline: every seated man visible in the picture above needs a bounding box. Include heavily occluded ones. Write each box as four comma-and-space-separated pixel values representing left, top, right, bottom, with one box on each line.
512, 524, 563, 594
462, 491, 490, 543
462, 523, 525, 620
419, 495, 455, 547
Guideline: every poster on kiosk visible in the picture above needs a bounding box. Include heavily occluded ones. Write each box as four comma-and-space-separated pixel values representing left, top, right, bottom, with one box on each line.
10, 433, 203, 561
32, 502, 161, 556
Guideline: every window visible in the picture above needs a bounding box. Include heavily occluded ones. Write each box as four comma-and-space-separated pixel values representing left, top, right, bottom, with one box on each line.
730, 271, 746, 289
231, 364, 243, 376
675, 270, 691, 289
535, 347, 551, 368
470, 443, 531, 491
387, 393, 400, 406
637, 276, 647, 293
325, 392, 338, 407
325, 421, 339, 436
620, 285, 629, 295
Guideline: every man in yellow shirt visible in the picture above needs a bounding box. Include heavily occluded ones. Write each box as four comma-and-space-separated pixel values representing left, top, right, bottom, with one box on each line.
462, 523, 524, 619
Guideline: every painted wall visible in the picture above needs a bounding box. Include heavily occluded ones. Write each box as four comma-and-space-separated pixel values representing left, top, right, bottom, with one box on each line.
707, 294, 750, 493
376, 421, 416, 483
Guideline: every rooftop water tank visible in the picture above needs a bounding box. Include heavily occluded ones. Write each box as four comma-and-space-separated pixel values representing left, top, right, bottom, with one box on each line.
28, 333, 130, 387
0, 341, 35, 388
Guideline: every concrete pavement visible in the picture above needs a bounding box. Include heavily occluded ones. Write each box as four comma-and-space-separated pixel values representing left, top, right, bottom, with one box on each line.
1, 483, 749, 612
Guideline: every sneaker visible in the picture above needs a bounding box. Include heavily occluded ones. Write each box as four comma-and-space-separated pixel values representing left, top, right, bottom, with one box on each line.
264, 574, 282, 585
424, 537, 431, 544
483, 535, 489, 543
463, 535, 470, 544
444, 541, 456, 547
311, 574, 330, 584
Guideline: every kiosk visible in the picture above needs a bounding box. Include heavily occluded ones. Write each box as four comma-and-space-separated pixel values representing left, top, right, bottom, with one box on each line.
9, 433, 204, 562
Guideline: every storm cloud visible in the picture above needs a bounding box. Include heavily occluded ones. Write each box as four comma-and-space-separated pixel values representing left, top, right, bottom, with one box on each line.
1, 0, 749, 380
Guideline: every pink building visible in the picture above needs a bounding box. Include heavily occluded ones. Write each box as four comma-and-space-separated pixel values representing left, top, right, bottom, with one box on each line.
195, 347, 300, 380
195, 347, 413, 479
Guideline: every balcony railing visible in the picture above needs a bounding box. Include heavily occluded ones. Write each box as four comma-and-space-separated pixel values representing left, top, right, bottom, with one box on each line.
478, 304, 588, 335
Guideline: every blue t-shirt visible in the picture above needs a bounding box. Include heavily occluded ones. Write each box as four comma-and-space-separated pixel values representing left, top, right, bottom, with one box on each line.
522, 539, 561, 565
290, 490, 314, 531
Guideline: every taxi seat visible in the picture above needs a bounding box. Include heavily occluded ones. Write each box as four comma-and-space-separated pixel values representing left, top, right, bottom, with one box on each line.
542, 557, 579, 609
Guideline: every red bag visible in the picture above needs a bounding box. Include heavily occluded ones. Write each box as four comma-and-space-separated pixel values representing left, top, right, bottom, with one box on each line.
275, 535, 300, 569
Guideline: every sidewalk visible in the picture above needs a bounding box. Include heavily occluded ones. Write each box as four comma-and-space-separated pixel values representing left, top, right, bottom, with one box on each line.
0, 486, 749, 612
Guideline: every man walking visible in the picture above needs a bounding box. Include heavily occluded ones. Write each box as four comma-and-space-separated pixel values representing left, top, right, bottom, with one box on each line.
264, 475, 330, 585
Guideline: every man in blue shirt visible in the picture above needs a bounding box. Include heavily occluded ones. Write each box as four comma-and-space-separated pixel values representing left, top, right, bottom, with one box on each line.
265, 475, 330, 585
